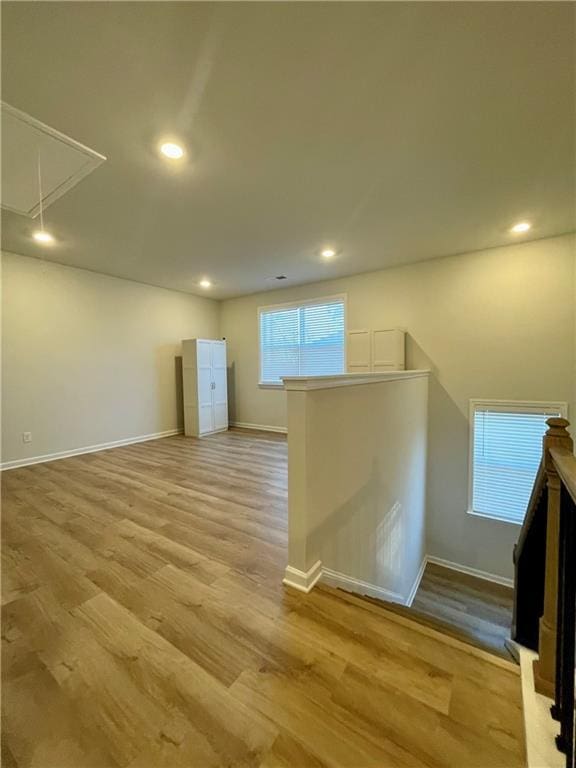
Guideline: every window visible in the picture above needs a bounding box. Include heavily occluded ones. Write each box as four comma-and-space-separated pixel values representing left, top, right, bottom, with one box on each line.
468, 400, 567, 525
259, 296, 346, 385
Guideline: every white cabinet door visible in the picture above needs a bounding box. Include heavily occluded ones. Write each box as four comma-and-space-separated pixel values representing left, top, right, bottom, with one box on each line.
347, 330, 371, 373
197, 340, 214, 434
373, 329, 405, 371
211, 341, 228, 431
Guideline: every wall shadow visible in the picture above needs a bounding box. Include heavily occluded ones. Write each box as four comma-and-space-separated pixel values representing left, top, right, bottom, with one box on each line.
405, 333, 437, 374
405, 334, 515, 573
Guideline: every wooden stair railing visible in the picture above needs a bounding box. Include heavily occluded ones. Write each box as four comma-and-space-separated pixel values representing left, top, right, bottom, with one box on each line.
514, 417, 576, 768
512, 461, 547, 649
549, 441, 576, 768
533, 418, 573, 698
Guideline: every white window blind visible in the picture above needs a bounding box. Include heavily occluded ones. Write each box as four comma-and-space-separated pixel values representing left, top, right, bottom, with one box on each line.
470, 402, 564, 524
259, 297, 345, 384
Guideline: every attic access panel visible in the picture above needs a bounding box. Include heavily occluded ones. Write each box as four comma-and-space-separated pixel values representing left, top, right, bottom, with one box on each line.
1, 101, 106, 218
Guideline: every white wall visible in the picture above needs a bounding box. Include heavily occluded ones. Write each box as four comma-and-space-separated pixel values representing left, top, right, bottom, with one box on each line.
1, 252, 220, 465
221, 234, 576, 579
284, 373, 428, 604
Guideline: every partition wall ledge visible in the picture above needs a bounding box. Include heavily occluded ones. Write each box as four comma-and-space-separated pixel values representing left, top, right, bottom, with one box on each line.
282, 370, 431, 391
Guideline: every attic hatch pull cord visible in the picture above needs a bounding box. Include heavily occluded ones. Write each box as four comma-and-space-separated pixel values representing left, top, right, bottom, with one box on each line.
37, 150, 48, 274
37, 150, 44, 232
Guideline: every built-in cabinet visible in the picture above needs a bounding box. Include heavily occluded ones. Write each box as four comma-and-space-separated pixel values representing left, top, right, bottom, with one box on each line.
347, 328, 405, 373
182, 339, 228, 437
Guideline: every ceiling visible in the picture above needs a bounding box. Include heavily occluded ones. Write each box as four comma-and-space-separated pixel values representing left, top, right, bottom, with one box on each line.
2, 2, 574, 300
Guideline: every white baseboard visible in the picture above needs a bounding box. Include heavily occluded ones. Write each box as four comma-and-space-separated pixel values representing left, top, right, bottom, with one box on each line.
405, 557, 427, 607
284, 554, 511, 605
283, 560, 323, 593
321, 567, 405, 605
426, 555, 514, 588
0, 429, 182, 471
231, 421, 287, 434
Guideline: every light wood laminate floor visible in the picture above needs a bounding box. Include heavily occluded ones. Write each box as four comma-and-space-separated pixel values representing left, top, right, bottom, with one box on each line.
412, 562, 514, 658
2, 429, 525, 768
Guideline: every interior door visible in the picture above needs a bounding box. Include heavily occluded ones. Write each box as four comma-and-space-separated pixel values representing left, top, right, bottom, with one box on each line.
197, 340, 214, 434
211, 341, 228, 431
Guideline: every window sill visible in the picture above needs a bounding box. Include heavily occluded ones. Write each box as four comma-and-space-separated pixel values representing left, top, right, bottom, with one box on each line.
258, 382, 284, 390
466, 508, 522, 526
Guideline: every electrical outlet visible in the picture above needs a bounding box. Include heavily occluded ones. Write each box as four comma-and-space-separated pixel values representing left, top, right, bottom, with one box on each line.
22, 432, 32, 444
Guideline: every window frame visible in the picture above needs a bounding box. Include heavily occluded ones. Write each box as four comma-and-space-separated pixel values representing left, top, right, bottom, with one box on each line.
467, 398, 568, 525
257, 293, 347, 387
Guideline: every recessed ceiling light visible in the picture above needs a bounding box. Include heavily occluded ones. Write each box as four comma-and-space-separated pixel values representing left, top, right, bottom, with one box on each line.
321, 247, 336, 258
199, 278, 212, 289
160, 142, 184, 159
510, 221, 531, 234
33, 230, 55, 245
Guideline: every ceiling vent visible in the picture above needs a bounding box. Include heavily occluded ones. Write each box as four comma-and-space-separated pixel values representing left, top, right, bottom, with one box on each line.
1, 101, 106, 218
